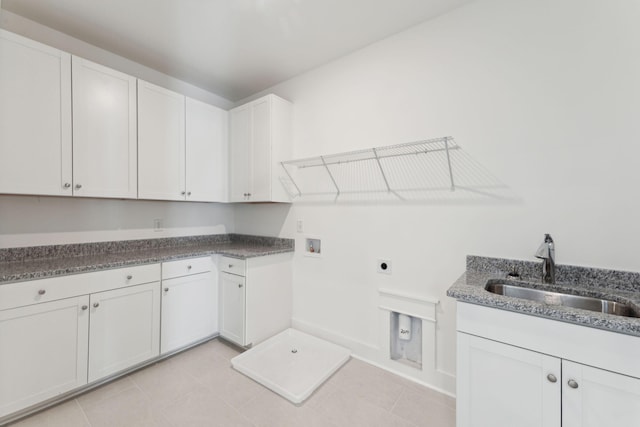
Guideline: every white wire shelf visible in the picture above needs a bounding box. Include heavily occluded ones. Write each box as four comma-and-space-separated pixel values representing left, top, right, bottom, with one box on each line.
279, 136, 511, 202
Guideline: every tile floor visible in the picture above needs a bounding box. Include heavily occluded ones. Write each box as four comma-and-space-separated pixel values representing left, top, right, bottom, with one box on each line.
9, 339, 455, 427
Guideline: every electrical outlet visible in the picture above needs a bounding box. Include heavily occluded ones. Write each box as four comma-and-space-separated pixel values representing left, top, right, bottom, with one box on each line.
296, 219, 304, 233
153, 218, 163, 232
377, 259, 392, 274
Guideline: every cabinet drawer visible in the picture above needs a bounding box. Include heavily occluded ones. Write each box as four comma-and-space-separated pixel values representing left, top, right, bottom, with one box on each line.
162, 256, 213, 279
220, 256, 246, 276
0, 264, 160, 311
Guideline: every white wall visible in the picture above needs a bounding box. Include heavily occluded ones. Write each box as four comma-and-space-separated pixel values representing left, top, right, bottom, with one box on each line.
235, 0, 640, 395
0, 10, 236, 248
0, 196, 235, 248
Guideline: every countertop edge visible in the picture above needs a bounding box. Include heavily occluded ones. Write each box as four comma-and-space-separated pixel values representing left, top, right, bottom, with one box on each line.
447, 271, 640, 338
0, 244, 294, 284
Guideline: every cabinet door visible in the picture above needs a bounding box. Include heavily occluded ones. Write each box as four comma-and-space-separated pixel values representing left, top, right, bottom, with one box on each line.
219, 272, 246, 346
562, 360, 640, 427
0, 296, 89, 418
138, 80, 186, 201
457, 333, 561, 427
249, 97, 272, 201
0, 30, 72, 196
185, 98, 228, 202
229, 105, 252, 202
245, 254, 292, 346
88, 282, 160, 382
161, 271, 218, 354
71, 57, 137, 198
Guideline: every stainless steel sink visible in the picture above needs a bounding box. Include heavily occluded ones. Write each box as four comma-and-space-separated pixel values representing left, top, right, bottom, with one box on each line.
485, 281, 639, 318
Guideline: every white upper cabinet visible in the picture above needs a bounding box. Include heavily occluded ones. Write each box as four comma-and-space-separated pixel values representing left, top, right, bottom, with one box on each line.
138, 82, 227, 202
0, 29, 72, 196
186, 98, 228, 202
72, 57, 137, 198
138, 80, 186, 201
0, 29, 228, 203
229, 94, 292, 203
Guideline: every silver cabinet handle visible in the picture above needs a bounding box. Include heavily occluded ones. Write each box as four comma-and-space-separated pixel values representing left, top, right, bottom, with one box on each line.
38, 289, 46, 295
567, 379, 579, 389
93, 302, 100, 308
238, 284, 243, 288
63, 182, 71, 188
228, 264, 233, 268
75, 184, 82, 189
81, 305, 88, 310
126, 275, 133, 280
164, 287, 169, 292
547, 374, 557, 383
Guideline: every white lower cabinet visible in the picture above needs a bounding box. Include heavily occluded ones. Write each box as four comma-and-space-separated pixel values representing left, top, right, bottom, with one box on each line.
0, 252, 290, 422
457, 333, 560, 427
0, 296, 89, 418
456, 303, 640, 427
219, 272, 246, 346
0, 264, 161, 421
219, 253, 292, 347
161, 256, 219, 354
562, 360, 640, 427
88, 282, 161, 382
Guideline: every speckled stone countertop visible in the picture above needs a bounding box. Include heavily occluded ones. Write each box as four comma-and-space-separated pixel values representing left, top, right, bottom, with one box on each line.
447, 256, 640, 337
0, 234, 294, 284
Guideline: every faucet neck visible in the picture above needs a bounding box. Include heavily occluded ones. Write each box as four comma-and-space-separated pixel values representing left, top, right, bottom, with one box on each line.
536, 234, 556, 284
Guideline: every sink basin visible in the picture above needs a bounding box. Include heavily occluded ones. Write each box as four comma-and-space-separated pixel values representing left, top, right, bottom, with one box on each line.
485, 281, 639, 318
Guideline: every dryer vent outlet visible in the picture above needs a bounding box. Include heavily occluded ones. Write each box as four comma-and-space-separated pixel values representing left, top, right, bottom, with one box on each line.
377, 260, 392, 275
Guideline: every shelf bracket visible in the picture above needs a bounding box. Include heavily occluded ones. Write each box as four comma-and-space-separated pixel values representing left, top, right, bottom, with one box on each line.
321, 155, 341, 196
280, 163, 302, 197
444, 136, 456, 191
373, 148, 403, 200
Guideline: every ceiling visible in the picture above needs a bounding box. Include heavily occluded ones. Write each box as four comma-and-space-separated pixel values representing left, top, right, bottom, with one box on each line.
1, 0, 472, 101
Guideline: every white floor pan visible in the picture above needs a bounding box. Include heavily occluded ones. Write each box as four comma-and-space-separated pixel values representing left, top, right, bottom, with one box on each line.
231, 328, 351, 404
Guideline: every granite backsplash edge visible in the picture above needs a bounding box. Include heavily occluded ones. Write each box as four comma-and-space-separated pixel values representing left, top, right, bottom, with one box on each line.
467, 255, 640, 293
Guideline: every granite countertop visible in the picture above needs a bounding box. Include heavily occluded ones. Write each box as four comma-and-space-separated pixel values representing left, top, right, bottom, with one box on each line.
0, 234, 294, 284
447, 256, 640, 337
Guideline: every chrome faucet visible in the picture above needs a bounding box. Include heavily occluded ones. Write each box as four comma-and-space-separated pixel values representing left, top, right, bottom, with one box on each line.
535, 234, 555, 284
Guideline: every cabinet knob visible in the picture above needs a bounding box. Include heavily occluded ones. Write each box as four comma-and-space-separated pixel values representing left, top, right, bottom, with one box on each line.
75, 184, 82, 189
81, 305, 88, 310
181, 191, 186, 195
567, 379, 579, 389
546, 374, 557, 383
187, 191, 192, 196
187, 265, 192, 270
38, 289, 46, 295
238, 284, 243, 288
126, 275, 133, 280
228, 264, 233, 268
164, 287, 169, 292
93, 302, 100, 308
63, 182, 71, 188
